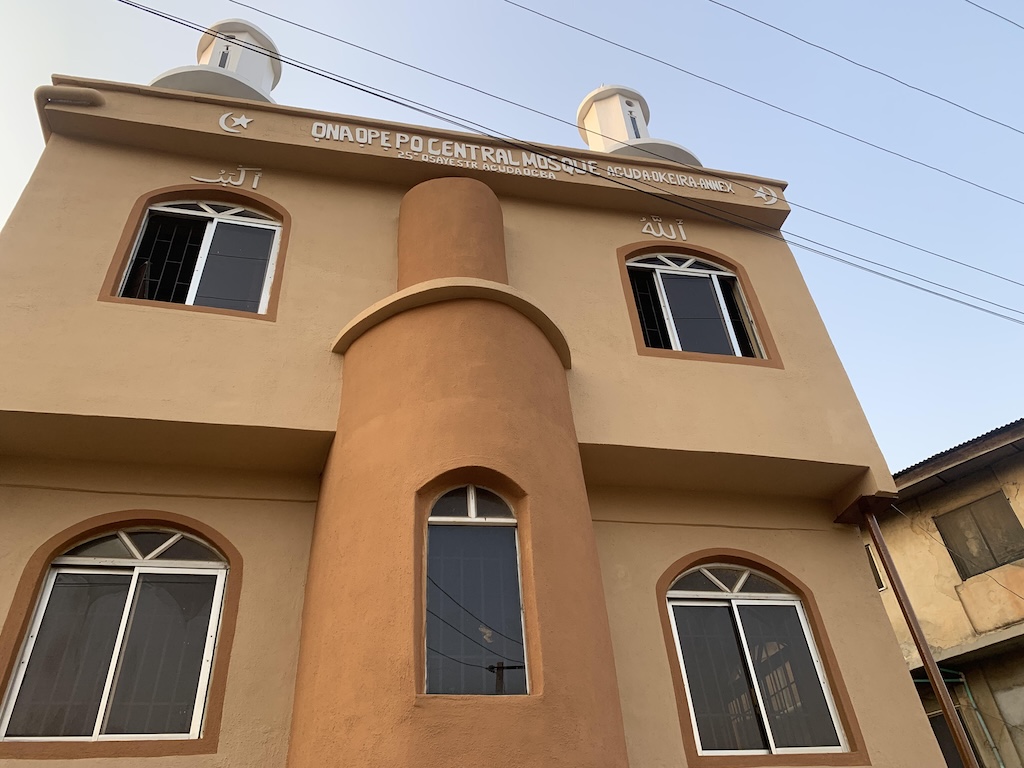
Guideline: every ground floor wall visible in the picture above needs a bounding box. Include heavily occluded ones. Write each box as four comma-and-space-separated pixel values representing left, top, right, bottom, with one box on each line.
590, 485, 945, 768
0, 457, 316, 767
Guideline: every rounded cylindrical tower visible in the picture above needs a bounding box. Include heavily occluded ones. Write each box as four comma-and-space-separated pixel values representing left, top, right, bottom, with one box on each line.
287, 178, 629, 767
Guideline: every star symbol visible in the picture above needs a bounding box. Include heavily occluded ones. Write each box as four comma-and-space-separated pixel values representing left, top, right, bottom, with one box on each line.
231, 114, 253, 129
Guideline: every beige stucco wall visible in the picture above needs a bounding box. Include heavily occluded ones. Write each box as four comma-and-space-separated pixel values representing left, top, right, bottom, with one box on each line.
0, 457, 315, 767
592, 485, 944, 767
0, 81, 891, 496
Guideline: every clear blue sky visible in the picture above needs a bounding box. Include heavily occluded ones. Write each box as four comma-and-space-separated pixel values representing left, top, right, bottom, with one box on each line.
2, 0, 1022, 471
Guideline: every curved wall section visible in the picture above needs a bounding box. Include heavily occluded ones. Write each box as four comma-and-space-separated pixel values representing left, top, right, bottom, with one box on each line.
287, 178, 628, 767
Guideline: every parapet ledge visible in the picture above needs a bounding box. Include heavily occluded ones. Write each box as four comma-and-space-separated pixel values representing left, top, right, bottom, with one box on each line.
34, 85, 106, 142
332, 277, 572, 369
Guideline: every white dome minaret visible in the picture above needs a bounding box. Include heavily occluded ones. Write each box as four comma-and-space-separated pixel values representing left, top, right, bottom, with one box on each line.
151, 19, 282, 103
577, 85, 701, 167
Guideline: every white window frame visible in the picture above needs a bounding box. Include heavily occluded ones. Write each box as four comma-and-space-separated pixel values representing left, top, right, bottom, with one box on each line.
0, 529, 228, 742
667, 565, 847, 756
627, 254, 763, 357
118, 201, 282, 315
425, 485, 529, 695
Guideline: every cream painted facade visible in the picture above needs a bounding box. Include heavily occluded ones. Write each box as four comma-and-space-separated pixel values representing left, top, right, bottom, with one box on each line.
868, 421, 1024, 768
0, 49, 942, 766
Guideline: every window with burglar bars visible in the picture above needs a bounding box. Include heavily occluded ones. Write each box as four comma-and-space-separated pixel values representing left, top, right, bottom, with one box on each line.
118, 201, 280, 314
667, 564, 846, 755
627, 254, 762, 358
425, 485, 527, 695
0, 528, 227, 741
934, 492, 1024, 580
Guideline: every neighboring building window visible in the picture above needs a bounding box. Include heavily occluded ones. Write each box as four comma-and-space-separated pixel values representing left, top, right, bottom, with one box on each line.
118, 201, 281, 314
0, 528, 227, 740
426, 485, 527, 695
627, 254, 762, 357
934, 492, 1024, 580
865, 544, 885, 590
667, 564, 845, 755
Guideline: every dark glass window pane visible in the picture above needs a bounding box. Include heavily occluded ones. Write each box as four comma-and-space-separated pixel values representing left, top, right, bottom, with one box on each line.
426, 526, 526, 695
670, 570, 720, 592
193, 222, 275, 313
661, 274, 734, 355
128, 531, 174, 558
707, 567, 744, 591
64, 534, 133, 559
738, 604, 840, 748
970, 494, 1024, 566
121, 214, 206, 304
935, 508, 998, 579
105, 574, 218, 734
628, 267, 671, 349
689, 260, 725, 272
475, 488, 513, 518
866, 545, 884, 589
7, 573, 131, 736
672, 604, 768, 751
432, 487, 470, 518
156, 537, 223, 562
719, 277, 757, 357
739, 574, 789, 594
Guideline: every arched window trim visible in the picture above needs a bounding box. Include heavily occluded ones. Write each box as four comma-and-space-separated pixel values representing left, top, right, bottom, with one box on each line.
626, 253, 764, 358
616, 242, 783, 369
425, 485, 529, 695
657, 551, 867, 766
0, 513, 241, 758
100, 185, 291, 322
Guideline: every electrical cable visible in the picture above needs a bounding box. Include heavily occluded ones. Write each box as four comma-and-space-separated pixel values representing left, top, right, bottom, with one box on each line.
426, 645, 492, 671
426, 608, 525, 664
501, 0, 1024, 208
964, 0, 1024, 32
705, 0, 1024, 137
227, 0, 1024, 291
113, 0, 1024, 326
427, 576, 524, 646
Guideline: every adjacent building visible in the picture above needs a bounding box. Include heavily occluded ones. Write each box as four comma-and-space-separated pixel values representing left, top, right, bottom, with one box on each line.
0, 20, 946, 767
868, 420, 1024, 768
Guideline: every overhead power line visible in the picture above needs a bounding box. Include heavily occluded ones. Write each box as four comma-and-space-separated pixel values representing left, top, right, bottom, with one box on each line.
113, 0, 1024, 327
501, 0, 1024, 208
964, 0, 1024, 32
705, 0, 1024, 138
227, 0, 1024, 292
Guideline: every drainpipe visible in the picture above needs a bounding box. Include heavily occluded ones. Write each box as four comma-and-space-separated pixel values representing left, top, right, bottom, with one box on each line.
865, 510, 981, 768
949, 670, 1006, 768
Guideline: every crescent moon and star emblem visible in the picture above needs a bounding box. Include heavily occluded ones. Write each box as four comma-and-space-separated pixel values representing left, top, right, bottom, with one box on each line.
219, 112, 254, 134
753, 185, 779, 206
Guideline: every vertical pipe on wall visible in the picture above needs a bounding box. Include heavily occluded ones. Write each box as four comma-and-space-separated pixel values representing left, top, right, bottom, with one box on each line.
865, 511, 981, 768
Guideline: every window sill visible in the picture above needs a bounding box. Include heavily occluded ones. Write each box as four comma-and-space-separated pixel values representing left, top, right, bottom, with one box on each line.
0, 738, 215, 760
635, 344, 784, 369
98, 295, 276, 322
682, 752, 867, 768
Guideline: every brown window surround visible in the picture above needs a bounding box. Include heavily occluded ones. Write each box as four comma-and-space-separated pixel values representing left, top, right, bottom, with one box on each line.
98, 184, 292, 322
617, 241, 783, 369
0, 510, 242, 760
412, 467, 541, 697
656, 549, 868, 768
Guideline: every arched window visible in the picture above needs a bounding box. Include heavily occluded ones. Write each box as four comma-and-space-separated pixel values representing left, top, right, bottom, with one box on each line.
667, 564, 845, 755
627, 254, 762, 357
118, 201, 281, 314
426, 485, 527, 695
0, 528, 227, 741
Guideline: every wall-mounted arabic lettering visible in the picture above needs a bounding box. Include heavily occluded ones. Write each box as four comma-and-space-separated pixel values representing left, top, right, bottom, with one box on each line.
190, 166, 263, 189
753, 186, 778, 206
219, 112, 253, 134
640, 215, 686, 241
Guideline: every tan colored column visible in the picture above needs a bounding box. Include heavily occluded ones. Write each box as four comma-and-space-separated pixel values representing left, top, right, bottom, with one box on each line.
288, 178, 629, 768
